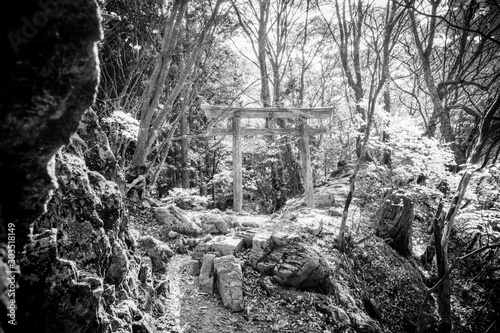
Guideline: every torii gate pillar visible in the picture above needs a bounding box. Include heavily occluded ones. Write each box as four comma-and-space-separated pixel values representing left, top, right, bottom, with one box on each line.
232, 113, 243, 212
299, 120, 314, 208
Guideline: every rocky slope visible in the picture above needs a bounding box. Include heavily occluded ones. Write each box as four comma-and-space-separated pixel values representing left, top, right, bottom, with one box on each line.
122, 178, 435, 333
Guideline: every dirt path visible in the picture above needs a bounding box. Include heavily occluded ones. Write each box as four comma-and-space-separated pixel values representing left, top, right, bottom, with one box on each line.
157, 255, 267, 333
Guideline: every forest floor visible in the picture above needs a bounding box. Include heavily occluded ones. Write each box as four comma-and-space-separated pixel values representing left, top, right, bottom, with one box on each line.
126, 177, 456, 333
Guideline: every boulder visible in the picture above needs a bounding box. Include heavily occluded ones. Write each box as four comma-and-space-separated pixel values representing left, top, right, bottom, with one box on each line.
214, 255, 244, 311
198, 254, 216, 294
200, 213, 231, 234
252, 237, 333, 294
153, 205, 202, 236
249, 231, 274, 269
273, 245, 333, 293
137, 236, 174, 272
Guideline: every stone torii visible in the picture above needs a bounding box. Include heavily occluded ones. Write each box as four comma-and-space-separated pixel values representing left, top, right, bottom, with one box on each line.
202, 105, 331, 212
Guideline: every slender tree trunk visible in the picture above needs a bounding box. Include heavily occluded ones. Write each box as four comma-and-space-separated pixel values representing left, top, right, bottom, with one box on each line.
337, 105, 374, 251
180, 94, 189, 189
130, 0, 223, 172
258, 0, 271, 107
298, 0, 310, 107
131, 0, 189, 170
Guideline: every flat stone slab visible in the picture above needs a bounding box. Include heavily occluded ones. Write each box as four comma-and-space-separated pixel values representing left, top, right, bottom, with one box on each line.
198, 254, 215, 294
214, 255, 244, 311
192, 236, 245, 257
209, 236, 245, 256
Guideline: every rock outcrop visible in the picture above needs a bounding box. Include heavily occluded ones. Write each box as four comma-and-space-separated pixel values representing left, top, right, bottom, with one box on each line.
251, 232, 334, 294
34, 152, 116, 272
19, 147, 135, 331
153, 205, 202, 236
0, 1, 102, 331
137, 236, 174, 272
71, 109, 121, 183
17, 230, 106, 332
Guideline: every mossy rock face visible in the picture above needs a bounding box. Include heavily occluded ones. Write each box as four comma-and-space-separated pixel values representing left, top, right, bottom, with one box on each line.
33, 152, 125, 271
17, 230, 105, 333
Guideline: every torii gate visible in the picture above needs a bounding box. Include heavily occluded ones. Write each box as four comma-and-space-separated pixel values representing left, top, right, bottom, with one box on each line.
201, 105, 331, 212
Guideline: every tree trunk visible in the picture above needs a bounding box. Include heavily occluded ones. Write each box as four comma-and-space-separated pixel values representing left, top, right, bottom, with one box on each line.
375, 190, 414, 257
130, 0, 188, 169
258, 0, 271, 107
181, 98, 189, 189
130, 0, 223, 172
420, 201, 443, 267
434, 92, 500, 332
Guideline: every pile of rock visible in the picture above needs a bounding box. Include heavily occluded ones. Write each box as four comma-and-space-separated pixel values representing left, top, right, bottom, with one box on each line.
198, 254, 244, 312
184, 222, 335, 313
